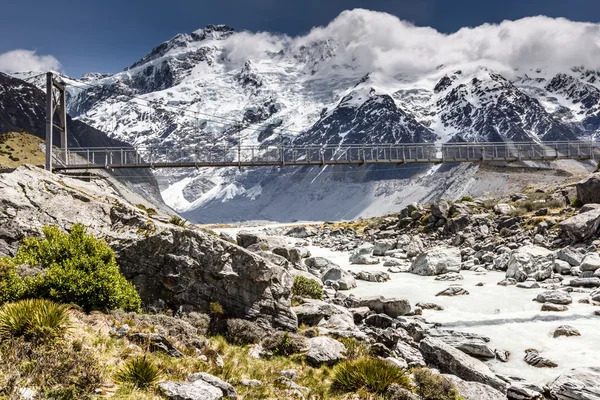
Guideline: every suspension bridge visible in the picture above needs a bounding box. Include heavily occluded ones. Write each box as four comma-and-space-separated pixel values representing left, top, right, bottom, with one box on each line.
44, 73, 600, 172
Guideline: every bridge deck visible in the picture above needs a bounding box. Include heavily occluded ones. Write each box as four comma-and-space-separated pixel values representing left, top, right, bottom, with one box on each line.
52, 141, 600, 170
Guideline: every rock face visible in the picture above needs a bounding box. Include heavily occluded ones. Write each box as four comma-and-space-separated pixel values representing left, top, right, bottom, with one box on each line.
419, 338, 508, 393
548, 367, 600, 400
506, 245, 555, 282
411, 246, 461, 276
0, 166, 297, 331
305, 336, 346, 366
559, 209, 600, 241
576, 173, 600, 205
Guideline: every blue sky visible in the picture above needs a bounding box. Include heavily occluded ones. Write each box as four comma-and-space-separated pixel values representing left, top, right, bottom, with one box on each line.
1, 0, 599, 77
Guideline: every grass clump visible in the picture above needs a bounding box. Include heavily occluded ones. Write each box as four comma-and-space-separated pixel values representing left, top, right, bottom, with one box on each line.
209, 302, 224, 317
262, 331, 308, 356
136, 204, 157, 216
412, 368, 462, 400
12, 223, 141, 312
331, 358, 411, 395
0, 299, 70, 341
459, 196, 474, 203
169, 215, 187, 227
226, 318, 266, 345
292, 276, 323, 300
115, 356, 162, 390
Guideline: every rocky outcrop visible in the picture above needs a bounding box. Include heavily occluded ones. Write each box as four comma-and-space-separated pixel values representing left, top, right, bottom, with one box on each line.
419, 338, 508, 393
548, 367, 600, 400
444, 375, 507, 400
559, 209, 600, 241
410, 246, 461, 276
506, 245, 554, 282
576, 173, 600, 205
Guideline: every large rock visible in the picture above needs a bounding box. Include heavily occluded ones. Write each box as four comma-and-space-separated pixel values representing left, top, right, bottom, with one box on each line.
272, 247, 302, 264
556, 247, 584, 267
580, 253, 600, 272
373, 240, 397, 256
285, 225, 317, 238
349, 244, 379, 265
188, 373, 237, 399
548, 367, 600, 400
304, 257, 337, 272
0, 166, 298, 331
419, 338, 508, 393
321, 267, 357, 290
354, 270, 391, 282
356, 296, 411, 318
535, 290, 572, 305
576, 173, 600, 205
553, 325, 581, 338
160, 379, 224, 400
428, 330, 494, 359
443, 375, 506, 400
559, 209, 600, 241
305, 336, 346, 366
411, 246, 461, 276
506, 245, 555, 282
431, 199, 451, 219
292, 300, 353, 327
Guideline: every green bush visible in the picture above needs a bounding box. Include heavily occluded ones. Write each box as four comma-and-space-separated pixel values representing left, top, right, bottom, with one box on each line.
460, 196, 474, 203
13, 224, 141, 312
0, 299, 71, 341
169, 215, 187, 227
331, 358, 411, 395
292, 276, 323, 300
115, 356, 161, 390
262, 331, 308, 356
209, 302, 224, 316
412, 368, 462, 400
0, 259, 26, 304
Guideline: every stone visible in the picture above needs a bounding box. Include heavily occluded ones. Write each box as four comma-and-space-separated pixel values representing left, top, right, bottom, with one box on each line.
321, 267, 357, 290
495, 203, 516, 215
240, 379, 262, 387
292, 300, 353, 327
285, 226, 317, 238
373, 240, 397, 256
357, 296, 412, 318
160, 379, 224, 400
188, 373, 237, 399
535, 290, 572, 305
506, 245, 555, 282
304, 257, 337, 272
410, 246, 461, 276
542, 304, 569, 312
419, 338, 508, 393
517, 279, 541, 289
394, 341, 426, 368
431, 199, 451, 219
349, 244, 379, 265
364, 313, 394, 329
272, 247, 302, 264
576, 173, 600, 205
498, 278, 517, 286
436, 286, 469, 296
386, 384, 421, 400
507, 383, 545, 400
556, 247, 584, 266
128, 333, 184, 358
495, 349, 510, 362
524, 350, 558, 368
305, 336, 346, 366
553, 325, 581, 338
416, 302, 444, 311
548, 367, 600, 400
350, 307, 371, 323
435, 272, 464, 281
354, 270, 391, 282
580, 253, 600, 272
443, 375, 507, 400
279, 369, 298, 380
428, 329, 493, 359
555, 259, 573, 275
559, 209, 600, 241
569, 278, 600, 288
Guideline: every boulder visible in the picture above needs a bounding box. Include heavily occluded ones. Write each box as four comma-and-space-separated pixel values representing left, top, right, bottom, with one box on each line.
553, 325, 581, 338
506, 245, 555, 282
494, 203, 516, 215
436, 286, 470, 296
576, 173, 600, 205
580, 253, 600, 272
292, 300, 353, 327
419, 338, 508, 393
321, 267, 357, 290
535, 290, 572, 305
548, 367, 600, 400
559, 209, 600, 241
411, 246, 461, 276
305, 336, 346, 366
428, 330, 494, 359
517, 279, 541, 289
556, 247, 584, 266
569, 277, 600, 288
354, 270, 391, 283
304, 257, 337, 272
160, 379, 224, 400
272, 247, 302, 264
188, 373, 237, 399
127, 333, 183, 358
524, 350, 558, 368
555, 259, 573, 275
431, 199, 451, 219
373, 240, 397, 256
364, 313, 394, 329
443, 375, 507, 400
357, 296, 411, 318
349, 244, 379, 265
386, 384, 420, 400
542, 304, 569, 312
285, 226, 317, 238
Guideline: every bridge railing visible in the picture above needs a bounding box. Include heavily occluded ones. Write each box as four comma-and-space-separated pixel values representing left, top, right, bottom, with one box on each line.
56, 141, 599, 169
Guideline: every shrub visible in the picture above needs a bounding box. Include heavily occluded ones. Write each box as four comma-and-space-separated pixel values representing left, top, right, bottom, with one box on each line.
209, 302, 224, 317
331, 358, 411, 395
0, 299, 70, 341
0, 259, 26, 305
412, 368, 462, 400
114, 356, 162, 390
226, 318, 266, 345
460, 196, 474, 203
292, 276, 323, 300
337, 337, 370, 360
262, 331, 308, 356
169, 215, 187, 227
14, 224, 141, 312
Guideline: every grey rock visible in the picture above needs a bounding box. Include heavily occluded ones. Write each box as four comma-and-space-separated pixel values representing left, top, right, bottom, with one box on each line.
240, 379, 262, 387
354, 270, 390, 282
188, 373, 237, 399
428, 329, 493, 359
555, 259, 573, 275
373, 240, 397, 256
419, 338, 508, 392
292, 300, 353, 327
160, 379, 223, 400
416, 302, 444, 311
516, 279, 541, 289
436, 286, 469, 296
411, 246, 461, 276
557, 247, 584, 267
559, 209, 600, 241
279, 369, 298, 380
304, 257, 337, 271
524, 350, 558, 368
548, 367, 600, 400
128, 333, 184, 358
273, 247, 302, 264
507, 383, 544, 400
576, 173, 600, 205
495, 203, 516, 215
495, 349, 510, 362
443, 374, 507, 400
349, 244, 379, 265
431, 199, 451, 219
285, 226, 317, 238
506, 245, 555, 282
580, 253, 600, 272
305, 336, 346, 366
435, 272, 464, 281
536, 290, 572, 305
394, 340, 426, 368
498, 278, 518, 286
364, 313, 394, 329
386, 384, 420, 400
321, 267, 357, 290
357, 296, 412, 318
553, 325, 581, 338
569, 278, 600, 288
542, 303, 569, 312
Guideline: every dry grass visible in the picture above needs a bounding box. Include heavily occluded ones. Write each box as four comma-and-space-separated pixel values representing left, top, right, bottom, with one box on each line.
0, 132, 46, 168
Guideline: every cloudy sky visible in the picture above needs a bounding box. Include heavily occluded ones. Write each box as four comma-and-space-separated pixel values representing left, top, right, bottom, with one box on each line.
1, 0, 600, 77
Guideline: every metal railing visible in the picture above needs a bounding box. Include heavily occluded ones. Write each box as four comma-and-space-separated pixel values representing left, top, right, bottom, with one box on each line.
52, 141, 600, 170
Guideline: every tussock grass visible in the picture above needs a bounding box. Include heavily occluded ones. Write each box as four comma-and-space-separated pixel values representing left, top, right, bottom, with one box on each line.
0, 298, 71, 341
115, 356, 162, 390
331, 358, 411, 395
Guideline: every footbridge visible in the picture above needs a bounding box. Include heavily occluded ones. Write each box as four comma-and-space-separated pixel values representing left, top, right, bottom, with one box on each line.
51, 141, 600, 171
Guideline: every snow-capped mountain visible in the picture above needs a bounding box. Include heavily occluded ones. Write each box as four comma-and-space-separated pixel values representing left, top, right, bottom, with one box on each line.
55, 10, 600, 222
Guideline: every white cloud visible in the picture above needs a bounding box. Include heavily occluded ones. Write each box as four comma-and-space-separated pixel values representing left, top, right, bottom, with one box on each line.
0, 49, 61, 74
221, 9, 600, 76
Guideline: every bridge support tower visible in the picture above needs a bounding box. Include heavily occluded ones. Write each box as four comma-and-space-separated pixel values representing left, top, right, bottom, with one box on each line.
45, 72, 67, 171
